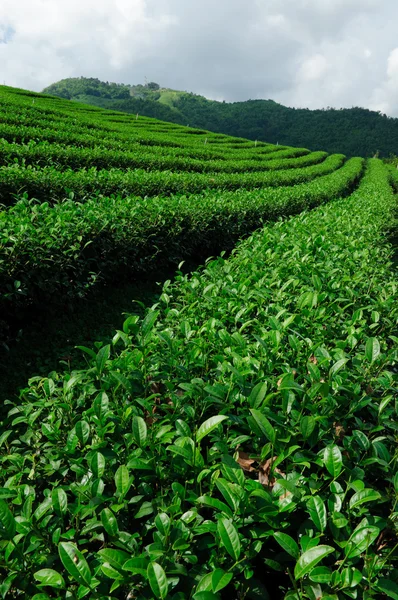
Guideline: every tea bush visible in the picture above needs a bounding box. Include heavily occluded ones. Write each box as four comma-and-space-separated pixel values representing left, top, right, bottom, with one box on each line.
0, 158, 363, 320
0, 160, 396, 599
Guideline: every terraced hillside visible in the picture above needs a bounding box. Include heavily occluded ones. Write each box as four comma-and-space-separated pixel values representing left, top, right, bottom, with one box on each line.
0, 86, 397, 599
0, 86, 362, 340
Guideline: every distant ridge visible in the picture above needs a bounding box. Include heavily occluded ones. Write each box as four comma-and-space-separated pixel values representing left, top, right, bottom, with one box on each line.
43, 77, 398, 157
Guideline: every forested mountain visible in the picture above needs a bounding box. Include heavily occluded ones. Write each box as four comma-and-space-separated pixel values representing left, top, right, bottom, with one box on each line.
43, 77, 398, 156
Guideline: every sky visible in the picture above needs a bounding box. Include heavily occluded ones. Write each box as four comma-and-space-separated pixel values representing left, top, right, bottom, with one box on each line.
1, 0, 398, 115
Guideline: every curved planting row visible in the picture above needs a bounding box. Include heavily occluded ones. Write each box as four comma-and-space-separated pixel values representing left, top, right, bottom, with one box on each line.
0, 104, 263, 154
0, 160, 396, 599
0, 87, 347, 341
0, 122, 285, 161
0, 157, 363, 316
0, 140, 326, 174
0, 154, 345, 207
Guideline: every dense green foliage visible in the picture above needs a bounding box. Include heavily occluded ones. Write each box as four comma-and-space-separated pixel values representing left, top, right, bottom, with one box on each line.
0, 86, 350, 338
0, 153, 345, 207
0, 157, 363, 322
44, 76, 398, 157
1, 159, 397, 599
42, 78, 187, 125
0, 85, 397, 599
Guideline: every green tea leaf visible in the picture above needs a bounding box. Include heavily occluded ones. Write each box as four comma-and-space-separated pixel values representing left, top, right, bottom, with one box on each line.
0, 500, 16, 540
91, 452, 106, 478
0, 431, 12, 448
352, 429, 370, 451
215, 479, 240, 512
115, 465, 130, 497
309, 566, 332, 583
300, 415, 316, 439
52, 488, 68, 516
98, 549, 130, 570
349, 489, 381, 510
365, 337, 380, 363
196, 415, 228, 443
155, 512, 170, 536
323, 445, 343, 478
332, 512, 348, 529
340, 567, 362, 588
329, 358, 348, 377
212, 569, 233, 592
294, 545, 334, 579
307, 496, 327, 532
141, 310, 159, 341
0, 574, 18, 598
101, 562, 123, 580
217, 518, 241, 561
147, 562, 168, 599
175, 419, 191, 437
58, 542, 92, 587
75, 346, 96, 360
96, 344, 111, 375
101, 508, 119, 536
375, 578, 398, 599
273, 532, 299, 559
135, 501, 154, 519
34, 569, 65, 589
0, 489, 17, 500
249, 409, 276, 444
196, 573, 213, 593
345, 526, 379, 558
248, 382, 268, 409
75, 420, 90, 446
123, 557, 148, 576
93, 391, 109, 420
197, 495, 233, 517
132, 415, 147, 447
33, 497, 52, 522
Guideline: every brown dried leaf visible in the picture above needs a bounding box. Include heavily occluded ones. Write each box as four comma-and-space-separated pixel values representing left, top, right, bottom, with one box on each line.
258, 469, 269, 486
334, 422, 345, 440
144, 406, 158, 426
309, 355, 318, 364
259, 456, 278, 476
237, 451, 256, 473
258, 456, 285, 489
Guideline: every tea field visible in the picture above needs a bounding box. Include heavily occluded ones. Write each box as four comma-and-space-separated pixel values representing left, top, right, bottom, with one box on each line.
0, 86, 397, 599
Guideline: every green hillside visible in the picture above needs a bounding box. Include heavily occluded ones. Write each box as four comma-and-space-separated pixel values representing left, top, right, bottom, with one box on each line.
43, 77, 187, 125
43, 76, 398, 157
0, 84, 397, 599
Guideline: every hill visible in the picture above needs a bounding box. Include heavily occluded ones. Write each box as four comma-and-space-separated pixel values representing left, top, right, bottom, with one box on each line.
43, 76, 398, 157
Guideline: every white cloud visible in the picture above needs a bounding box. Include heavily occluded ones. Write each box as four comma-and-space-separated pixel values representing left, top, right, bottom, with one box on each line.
0, 0, 398, 115
387, 48, 398, 79
370, 48, 398, 115
298, 55, 328, 82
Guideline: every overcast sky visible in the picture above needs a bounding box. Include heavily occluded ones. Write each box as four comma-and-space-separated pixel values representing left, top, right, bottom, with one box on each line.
1, 0, 398, 115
